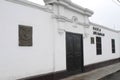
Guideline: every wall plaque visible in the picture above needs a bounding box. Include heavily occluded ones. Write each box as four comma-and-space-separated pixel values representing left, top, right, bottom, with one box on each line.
19, 25, 32, 46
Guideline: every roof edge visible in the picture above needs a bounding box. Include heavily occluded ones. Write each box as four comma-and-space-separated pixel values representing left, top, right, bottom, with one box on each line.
45, 0, 94, 17
90, 22, 120, 33
6, 0, 53, 13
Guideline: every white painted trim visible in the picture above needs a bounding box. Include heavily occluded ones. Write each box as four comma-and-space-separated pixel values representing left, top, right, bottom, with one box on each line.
6, 0, 53, 13
90, 22, 120, 33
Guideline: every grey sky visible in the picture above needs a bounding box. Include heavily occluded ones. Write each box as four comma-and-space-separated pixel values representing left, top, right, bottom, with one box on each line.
28, 0, 120, 30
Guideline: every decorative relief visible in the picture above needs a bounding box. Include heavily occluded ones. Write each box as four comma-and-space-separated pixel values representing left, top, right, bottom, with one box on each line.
19, 25, 32, 46
52, 15, 90, 27
72, 16, 78, 28
72, 16, 78, 23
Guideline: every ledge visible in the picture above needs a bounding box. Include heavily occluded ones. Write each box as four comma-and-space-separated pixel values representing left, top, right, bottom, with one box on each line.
45, 0, 94, 17
6, 0, 53, 13
90, 22, 120, 33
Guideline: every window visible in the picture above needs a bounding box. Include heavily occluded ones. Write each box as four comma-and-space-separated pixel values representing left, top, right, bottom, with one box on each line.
96, 37, 102, 55
91, 37, 94, 44
112, 39, 115, 53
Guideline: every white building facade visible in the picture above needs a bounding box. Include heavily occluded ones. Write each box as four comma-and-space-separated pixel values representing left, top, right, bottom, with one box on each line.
0, 0, 120, 80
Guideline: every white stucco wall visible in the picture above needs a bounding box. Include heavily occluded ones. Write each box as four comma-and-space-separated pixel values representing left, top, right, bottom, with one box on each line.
0, 0, 55, 80
0, 0, 120, 80
84, 24, 120, 66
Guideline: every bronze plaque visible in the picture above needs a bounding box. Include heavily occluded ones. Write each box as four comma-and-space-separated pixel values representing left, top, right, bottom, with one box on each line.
19, 25, 32, 46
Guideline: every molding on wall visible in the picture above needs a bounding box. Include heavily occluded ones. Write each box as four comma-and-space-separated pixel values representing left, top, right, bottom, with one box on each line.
44, 0, 93, 17
5, 0, 53, 13
52, 15, 90, 27
52, 14, 72, 23
44, 0, 72, 4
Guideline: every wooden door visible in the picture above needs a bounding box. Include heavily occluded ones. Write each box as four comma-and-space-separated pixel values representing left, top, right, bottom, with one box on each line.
66, 32, 83, 73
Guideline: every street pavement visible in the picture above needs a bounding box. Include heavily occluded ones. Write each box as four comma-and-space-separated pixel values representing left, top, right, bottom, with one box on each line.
99, 70, 120, 80
62, 63, 120, 80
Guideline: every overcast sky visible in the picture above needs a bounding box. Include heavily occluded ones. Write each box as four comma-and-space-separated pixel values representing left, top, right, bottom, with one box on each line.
28, 0, 120, 30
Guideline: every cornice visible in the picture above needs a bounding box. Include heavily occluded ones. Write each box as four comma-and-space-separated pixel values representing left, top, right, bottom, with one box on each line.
90, 22, 120, 33
52, 15, 90, 27
67, 2, 94, 17
6, 0, 53, 13
44, 0, 72, 4
45, 0, 94, 17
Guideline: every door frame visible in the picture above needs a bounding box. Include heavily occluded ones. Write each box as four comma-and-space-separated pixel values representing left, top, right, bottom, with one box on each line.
66, 32, 84, 75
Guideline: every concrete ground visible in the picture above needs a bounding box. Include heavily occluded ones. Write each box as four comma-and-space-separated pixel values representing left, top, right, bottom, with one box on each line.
99, 70, 120, 80
61, 63, 120, 80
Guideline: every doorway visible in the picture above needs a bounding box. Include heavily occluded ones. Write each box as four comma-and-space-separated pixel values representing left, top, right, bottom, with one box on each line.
66, 32, 84, 74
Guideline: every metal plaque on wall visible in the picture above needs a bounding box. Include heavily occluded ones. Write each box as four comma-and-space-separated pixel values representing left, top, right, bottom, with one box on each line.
19, 25, 32, 46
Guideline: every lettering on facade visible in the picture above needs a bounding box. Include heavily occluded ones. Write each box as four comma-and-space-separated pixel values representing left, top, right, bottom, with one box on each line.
93, 27, 105, 36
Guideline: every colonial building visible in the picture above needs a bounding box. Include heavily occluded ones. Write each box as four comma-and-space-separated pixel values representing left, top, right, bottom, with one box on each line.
0, 0, 120, 80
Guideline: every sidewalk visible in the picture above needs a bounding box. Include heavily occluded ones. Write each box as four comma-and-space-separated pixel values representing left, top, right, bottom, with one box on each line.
61, 63, 120, 80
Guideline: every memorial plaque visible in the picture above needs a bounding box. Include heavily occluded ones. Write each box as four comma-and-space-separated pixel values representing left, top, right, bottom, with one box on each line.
19, 25, 32, 46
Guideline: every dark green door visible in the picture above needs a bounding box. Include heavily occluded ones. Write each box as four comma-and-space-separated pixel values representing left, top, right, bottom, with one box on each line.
66, 32, 84, 73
